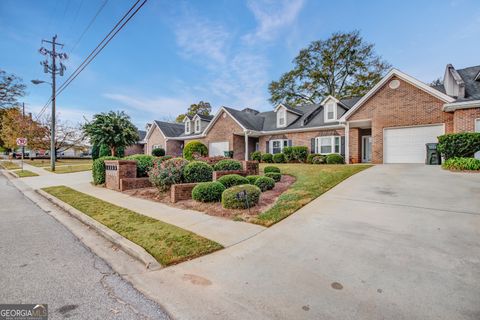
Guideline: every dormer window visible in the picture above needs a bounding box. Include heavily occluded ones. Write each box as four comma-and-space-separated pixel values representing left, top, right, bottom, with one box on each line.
325, 102, 336, 122
277, 108, 286, 127
195, 119, 201, 133
185, 120, 191, 134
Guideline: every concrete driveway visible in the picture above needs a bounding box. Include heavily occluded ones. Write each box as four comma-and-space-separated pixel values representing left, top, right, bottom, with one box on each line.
135, 164, 480, 320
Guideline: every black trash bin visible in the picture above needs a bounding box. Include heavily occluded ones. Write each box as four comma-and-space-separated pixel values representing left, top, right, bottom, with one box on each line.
425, 143, 441, 165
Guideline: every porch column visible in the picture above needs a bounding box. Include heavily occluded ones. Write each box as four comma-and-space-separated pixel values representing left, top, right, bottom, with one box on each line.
244, 131, 249, 160
345, 122, 349, 164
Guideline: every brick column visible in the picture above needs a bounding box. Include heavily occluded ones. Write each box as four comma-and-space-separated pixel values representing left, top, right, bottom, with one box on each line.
348, 128, 360, 164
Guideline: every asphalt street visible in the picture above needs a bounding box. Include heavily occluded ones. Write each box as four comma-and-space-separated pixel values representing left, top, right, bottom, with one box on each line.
0, 174, 170, 320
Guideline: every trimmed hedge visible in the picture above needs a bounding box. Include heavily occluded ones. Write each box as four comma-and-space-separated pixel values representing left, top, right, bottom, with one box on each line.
246, 175, 261, 185
214, 159, 242, 171
221, 184, 261, 209
92, 156, 118, 185
442, 157, 480, 171
264, 166, 280, 174
152, 148, 165, 157
283, 146, 308, 163
437, 133, 480, 160
273, 153, 285, 163
192, 182, 225, 202
261, 153, 273, 163
254, 176, 275, 192
124, 154, 155, 177
265, 172, 281, 182
326, 153, 344, 164
312, 155, 326, 164
217, 174, 249, 188
183, 140, 208, 160
183, 161, 213, 183
251, 151, 262, 161
307, 153, 323, 164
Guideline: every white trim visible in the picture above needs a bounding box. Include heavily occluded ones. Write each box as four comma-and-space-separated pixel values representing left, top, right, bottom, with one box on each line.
145, 122, 167, 140
341, 68, 455, 121
345, 122, 350, 164
277, 107, 287, 127
320, 95, 341, 105
194, 118, 201, 133
203, 107, 248, 135
476, 118, 480, 131
259, 124, 344, 135
315, 136, 340, 154
361, 135, 372, 163
274, 103, 302, 115
324, 101, 337, 123
270, 139, 289, 154
443, 99, 480, 112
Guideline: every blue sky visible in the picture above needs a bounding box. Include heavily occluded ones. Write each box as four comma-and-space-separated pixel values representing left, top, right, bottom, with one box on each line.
1, 0, 479, 129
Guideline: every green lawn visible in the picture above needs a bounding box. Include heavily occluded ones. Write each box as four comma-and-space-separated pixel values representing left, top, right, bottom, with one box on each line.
27, 159, 92, 167
0, 161, 21, 170
253, 163, 372, 226
44, 164, 92, 174
13, 170, 39, 178
42, 186, 223, 266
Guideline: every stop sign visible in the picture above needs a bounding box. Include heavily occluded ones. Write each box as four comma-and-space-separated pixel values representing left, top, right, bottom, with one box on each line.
16, 138, 28, 146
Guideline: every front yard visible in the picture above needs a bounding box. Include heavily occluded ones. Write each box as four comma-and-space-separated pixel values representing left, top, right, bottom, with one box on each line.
45, 163, 92, 174
26, 159, 92, 167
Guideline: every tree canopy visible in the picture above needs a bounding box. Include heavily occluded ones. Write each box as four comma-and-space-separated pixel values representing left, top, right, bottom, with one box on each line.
269, 31, 390, 106
0, 107, 47, 150
175, 101, 212, 123
83, 111, 139, 157
0, 70, 26, 109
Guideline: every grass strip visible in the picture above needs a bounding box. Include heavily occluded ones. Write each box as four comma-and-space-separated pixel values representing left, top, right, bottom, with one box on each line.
0, 161, 21, 170
13, 170, 39, 178
27, 159, 93, 167
44, 164, 92, 174
42, 186, 222, 265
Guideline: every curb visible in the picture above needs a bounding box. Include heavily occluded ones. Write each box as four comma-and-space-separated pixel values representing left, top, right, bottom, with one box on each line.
36, 189, 162, 271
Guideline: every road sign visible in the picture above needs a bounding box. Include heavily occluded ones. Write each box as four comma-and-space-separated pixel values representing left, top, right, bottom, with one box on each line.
16, 138, 27, 146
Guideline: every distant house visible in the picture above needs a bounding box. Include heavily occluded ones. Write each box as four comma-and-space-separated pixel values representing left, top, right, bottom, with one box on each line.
125, 129, 146, 156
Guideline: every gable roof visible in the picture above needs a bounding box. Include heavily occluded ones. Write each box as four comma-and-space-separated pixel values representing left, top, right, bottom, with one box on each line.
341, 68, 455, 121
456, 65, 480, 102
274, 103, 304, 115
137, 130, 146, 142
154, 120, 184, 137
193, 113, 214, 121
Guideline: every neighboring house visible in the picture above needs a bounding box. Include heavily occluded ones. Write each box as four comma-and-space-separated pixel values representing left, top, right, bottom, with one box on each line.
144, 63, 480, 164
125, 129, 146, 156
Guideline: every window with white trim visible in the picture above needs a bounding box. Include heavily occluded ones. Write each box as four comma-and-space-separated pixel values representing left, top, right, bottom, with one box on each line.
195, 119, 201, 133
324, 102, 336, 122
315, 136, 340, 154
185, 120, 191, 134
270, 139, 288, 154
277, 108, 286, 127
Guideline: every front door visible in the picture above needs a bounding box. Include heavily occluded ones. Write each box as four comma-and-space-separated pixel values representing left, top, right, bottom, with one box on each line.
362, 135, 372, 163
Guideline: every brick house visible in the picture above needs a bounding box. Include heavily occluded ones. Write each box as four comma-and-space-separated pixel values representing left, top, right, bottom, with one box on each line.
144, 64, 480, 163
124, 130, 146, 156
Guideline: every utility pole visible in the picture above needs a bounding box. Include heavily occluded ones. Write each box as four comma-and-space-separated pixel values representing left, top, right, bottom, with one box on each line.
38, 35, 67, 172
21, 102, 25, 171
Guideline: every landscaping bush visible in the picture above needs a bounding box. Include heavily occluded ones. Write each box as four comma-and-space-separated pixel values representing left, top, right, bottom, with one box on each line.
183, 161, 213, 183
442, 157, 480, 171
264, 166, 280, 174
183, 140, 208, 160
261, 153, 273, 163
265, 172, 281, 182
124, 154, 155, 177
148, 157, 189, 191
326, 153, 344, 164
91, 144, 100, 160
221, 184, 261, 209
254, 176, 275, 192
251, 151, 262, 162
246, 175, 261, 185
217, 174, 249, 188
312, 155, 326, 164
213, 159, 242, 171
152, 147, 165, 157
99, 144, 111, 157
192, 182, 225, 202
273, 153, 285, 163
307, 153, 323, 164
283, 146, 308, 163
92, 156, 118, 185
437, 133, 480, 160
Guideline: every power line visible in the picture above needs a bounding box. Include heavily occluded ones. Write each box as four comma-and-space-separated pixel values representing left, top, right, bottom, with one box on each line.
70, 0, 109, 53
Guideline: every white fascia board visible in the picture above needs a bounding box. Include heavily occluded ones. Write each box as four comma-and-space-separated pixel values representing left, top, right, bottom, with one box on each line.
320, 95, 340, 105
443, 100, 480, 112
145, 121, 166, 140
258, 124, 344, 135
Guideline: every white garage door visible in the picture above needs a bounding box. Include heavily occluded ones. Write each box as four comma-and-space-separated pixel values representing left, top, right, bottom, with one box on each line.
384, 125, 444, 163
209, 141, 229, 157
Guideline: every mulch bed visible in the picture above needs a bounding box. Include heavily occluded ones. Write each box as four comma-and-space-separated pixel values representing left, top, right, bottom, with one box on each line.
124, 175, 295, 221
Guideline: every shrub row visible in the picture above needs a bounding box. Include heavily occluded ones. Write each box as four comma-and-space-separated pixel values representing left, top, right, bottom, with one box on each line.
442, 157, 480, 171
437, 133, 480, 160
251, 148, 344, 164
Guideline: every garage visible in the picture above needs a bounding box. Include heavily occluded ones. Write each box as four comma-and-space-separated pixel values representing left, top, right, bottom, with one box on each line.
209, 141, 229, 157
384, 125, 444, 163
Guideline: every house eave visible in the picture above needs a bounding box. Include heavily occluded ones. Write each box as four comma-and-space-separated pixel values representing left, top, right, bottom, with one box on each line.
443, 100, 480, 112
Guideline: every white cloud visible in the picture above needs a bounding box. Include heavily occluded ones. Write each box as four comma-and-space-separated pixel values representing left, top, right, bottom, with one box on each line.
243, 0, 305, 43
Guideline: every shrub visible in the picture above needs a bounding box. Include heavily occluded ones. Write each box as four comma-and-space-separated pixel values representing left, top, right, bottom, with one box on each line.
254, 176, 275, 192
437, 133, 480, 160
214, 159, 242, 171
148, 157, 189, 191
116, 146, 125, 158
217, 174, 249, 188
91, 144, 100, 160
261, 153, 273, 163
124, 154, 155, 177
192, 182, 225, 202
183, 140, 208, 160
282, 146, 308, 163
265, 172, 281, 182
264, 166, 280, 174
99, 144, 111, 157
251, 151, 262, 162
273, 153, 285, 163
92, 156, 118, 185
221, 184, 261, 209
183, 161, 213, 183
246, 175, 261, 184
326, 154, 344, 164
307, 153, 323, 164
442, 157, 480, 171
152, 148, 165, 157
312, 155, 326, 164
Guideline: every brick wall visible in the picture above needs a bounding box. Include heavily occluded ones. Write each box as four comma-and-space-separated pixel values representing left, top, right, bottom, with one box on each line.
171, 183, 198, 203
453, 108, 480, 132
242, 160, 259, 175
166, 140, 183, 156
120, 178, 152, 191
124, 143, 144, 156
145, 125, 166, 155
104, 160, 137, 191
258, 129, 345, 153
347, 76, 454, 164
349, 128, 360, 163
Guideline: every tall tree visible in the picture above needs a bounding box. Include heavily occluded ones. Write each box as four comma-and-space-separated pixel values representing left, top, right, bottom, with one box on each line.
175, 101, 212, 123
0, 70, 26, 109
83, 111, 138, 157
0, 107, 47, 151
269, 31, 391, 106
430, 78, 443, 86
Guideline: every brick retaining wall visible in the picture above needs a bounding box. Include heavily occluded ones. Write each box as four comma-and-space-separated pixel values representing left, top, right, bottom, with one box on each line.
171, 183, 198, 203
120, 177, 152, 191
